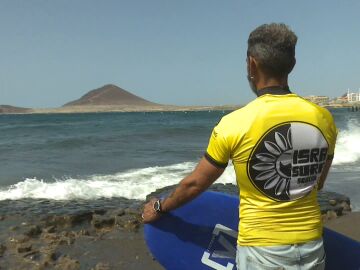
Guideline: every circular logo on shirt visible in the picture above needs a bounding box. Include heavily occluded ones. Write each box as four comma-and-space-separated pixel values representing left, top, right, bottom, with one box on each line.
247, 122, 329, 202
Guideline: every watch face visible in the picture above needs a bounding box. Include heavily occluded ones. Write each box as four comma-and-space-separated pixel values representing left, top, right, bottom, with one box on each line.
154, 200, 161, 212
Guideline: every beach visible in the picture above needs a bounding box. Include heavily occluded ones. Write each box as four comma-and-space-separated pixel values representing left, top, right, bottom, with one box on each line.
0, 184, 357, 270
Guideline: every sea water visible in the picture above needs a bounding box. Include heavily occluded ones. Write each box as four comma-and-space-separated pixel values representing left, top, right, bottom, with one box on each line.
0, 109, 359, 210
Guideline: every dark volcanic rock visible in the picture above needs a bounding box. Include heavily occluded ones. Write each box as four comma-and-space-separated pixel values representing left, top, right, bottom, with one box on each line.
9, 235, 30, 244
44, 211, 93, 228
115, 215, 141, 231
54, 255, 80, 270
17, 243, 32, 253
92, 262, 111, 270
0, 243, 6, 257
24, 225, 42, 237
91, 214, 115, 229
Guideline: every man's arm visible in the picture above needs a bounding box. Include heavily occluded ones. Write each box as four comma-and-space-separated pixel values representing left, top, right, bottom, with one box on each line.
142, 157, 225, 223
317, 159, 333, 190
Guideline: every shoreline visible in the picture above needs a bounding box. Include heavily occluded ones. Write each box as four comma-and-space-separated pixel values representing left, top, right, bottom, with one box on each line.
1, 103, 358, 115
0, 105, 241, 115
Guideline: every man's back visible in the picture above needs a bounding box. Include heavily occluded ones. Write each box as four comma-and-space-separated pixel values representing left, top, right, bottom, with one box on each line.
206, 90, 337, 245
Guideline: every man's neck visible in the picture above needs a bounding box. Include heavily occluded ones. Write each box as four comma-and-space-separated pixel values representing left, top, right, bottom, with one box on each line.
256, 77, 288, 91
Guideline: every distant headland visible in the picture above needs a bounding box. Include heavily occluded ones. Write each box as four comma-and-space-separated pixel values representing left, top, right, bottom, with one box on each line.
0, 105, 32, 114
0, 84, 239, 114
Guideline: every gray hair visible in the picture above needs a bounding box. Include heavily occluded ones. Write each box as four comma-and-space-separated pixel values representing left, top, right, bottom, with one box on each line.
248, 23, 298, 77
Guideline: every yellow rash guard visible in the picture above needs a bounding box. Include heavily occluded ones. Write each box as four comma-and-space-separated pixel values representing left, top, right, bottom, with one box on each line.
205, 89, 337, 246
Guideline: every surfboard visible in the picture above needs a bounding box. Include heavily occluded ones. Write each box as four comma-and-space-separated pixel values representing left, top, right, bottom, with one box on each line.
144, 191, 360, 270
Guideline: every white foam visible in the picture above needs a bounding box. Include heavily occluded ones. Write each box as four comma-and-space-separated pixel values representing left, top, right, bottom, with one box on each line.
333, 119, 360, 166
0, 162, 236, 201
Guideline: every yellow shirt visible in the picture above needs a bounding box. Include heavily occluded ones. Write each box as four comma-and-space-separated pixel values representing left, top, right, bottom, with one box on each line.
206, 91, 337, 246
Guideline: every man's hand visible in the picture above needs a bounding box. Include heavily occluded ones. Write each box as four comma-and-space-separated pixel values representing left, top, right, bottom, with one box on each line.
142, 198, 163, 224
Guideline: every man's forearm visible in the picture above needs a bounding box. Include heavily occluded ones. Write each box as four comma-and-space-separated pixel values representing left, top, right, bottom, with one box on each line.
161, 174, 208, 212
160, 158, 225, 212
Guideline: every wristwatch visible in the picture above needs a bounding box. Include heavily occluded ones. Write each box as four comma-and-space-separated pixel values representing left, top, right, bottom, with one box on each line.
153, 199, 164, 214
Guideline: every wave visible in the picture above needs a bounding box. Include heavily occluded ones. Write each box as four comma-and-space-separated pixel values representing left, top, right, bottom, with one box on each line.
0, 162, 236, 201
333, 119, 360, 166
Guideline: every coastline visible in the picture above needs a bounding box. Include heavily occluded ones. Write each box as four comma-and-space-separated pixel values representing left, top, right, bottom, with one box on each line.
1, 103, 358, 116
0, 105, 241, 115
0, 184, 358, 270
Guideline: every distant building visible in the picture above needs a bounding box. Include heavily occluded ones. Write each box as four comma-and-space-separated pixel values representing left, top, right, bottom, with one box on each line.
347, 89, 360, 102
303, 95, 330, 105
335, 96, 348, 104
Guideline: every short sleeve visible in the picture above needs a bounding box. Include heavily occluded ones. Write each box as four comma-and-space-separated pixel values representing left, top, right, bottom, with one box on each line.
205, 121, 230, 168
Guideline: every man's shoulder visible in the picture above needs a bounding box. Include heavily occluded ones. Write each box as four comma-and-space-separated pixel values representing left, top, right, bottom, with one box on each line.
295, 96, 335, 119
216, 99, 260, 134
222, 99, 260, 121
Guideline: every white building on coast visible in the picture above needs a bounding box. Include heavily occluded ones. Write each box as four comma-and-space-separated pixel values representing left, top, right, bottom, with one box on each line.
347, 89, 360, 102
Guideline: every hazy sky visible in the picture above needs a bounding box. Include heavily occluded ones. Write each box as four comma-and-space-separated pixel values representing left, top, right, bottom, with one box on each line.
1, 0, 359, 108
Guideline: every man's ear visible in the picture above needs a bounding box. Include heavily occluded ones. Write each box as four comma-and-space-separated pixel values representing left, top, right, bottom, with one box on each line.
248, 56, 258, 78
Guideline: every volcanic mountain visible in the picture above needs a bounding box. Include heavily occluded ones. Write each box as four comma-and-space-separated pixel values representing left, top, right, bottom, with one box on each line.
63, 84, 157, 107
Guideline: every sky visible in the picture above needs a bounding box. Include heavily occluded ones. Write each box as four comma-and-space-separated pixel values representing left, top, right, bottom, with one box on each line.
0, 0, 360, 108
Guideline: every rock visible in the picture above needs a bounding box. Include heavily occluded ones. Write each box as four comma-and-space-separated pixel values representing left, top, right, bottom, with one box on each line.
54, 255, 80, 270
329, 199, 337, 206
44, 225, 56, 233
92, 262, 111, 270
44, 250, 59, 261
58, 231, 76, 245
22, 249, 40, 261
124, 207, 141, 215
17, 243, 32, 253
91, 214, 115, 229
107, 208, 125, 217
115, 215, 141, 231
9, 235, 30, 244
9, 226, 19, 231
39, 261, 52, 269
0, 243, 6, 257
340, 201, 352, 212
24, 225, 42, 237
41, 232, 61, 244
77, 229, 90, 236
45, 211, 93, 228
58, 237, 71, 245
93, 209, 107, 215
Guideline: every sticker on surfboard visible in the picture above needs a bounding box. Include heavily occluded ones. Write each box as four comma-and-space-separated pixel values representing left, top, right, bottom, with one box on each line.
201, 224, 237, 270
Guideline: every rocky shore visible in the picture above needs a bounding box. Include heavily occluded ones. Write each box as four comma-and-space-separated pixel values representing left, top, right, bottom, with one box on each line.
0, 184, 354, 270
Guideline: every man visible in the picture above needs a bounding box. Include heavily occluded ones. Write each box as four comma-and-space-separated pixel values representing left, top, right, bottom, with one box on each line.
142, 23, 337, 270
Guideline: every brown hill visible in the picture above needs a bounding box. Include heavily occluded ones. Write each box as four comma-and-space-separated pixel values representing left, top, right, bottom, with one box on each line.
63, 84, 157, 107
0, 105, 31, 114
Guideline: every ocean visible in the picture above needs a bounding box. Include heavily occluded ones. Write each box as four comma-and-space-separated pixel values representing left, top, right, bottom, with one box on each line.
0, 109, 359, 211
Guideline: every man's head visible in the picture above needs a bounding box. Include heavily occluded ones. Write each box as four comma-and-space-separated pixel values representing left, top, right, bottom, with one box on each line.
247, 23, 298, 91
